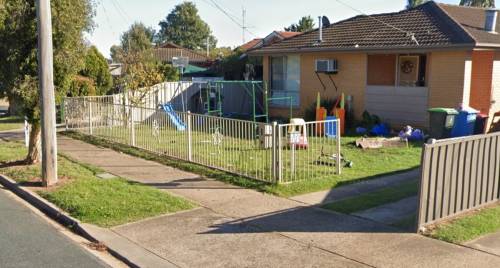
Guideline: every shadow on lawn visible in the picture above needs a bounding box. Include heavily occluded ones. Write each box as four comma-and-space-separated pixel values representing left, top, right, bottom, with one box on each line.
0, 160, 28, 168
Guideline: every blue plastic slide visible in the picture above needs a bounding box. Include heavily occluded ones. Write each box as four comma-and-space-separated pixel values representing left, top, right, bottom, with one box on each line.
160, 103, 186, 131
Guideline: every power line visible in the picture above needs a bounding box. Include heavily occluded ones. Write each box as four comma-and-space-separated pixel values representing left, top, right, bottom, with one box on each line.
100, 1, 117, 37
109, 0, 132, 25
202, 0, 258, 38
333, 0, 419, 45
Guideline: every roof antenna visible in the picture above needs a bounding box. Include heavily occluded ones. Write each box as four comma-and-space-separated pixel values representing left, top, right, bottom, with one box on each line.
408, 32, 420, 45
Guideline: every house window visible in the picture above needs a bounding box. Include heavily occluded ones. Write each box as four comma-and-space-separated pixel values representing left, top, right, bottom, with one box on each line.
367, 55, 397, 86
269, 55, 300, 106
398, 55, 427, 87
367, 54, 427, 87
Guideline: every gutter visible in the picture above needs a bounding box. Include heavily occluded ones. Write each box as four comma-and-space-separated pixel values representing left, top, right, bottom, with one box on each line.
248, 43, 477, 56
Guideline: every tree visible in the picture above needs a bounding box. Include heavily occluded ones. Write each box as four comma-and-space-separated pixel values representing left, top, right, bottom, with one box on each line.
406, 0, 429, 8
0, 0, 94, 163
111, 22, 168, 103
120, 22, 155, 53
284, 16, 315, 32
118, 52, 164, 105
460, 0, 495, 7
111, 22, 155, 63
157, 2, 217, 50
77, 46, 113, 96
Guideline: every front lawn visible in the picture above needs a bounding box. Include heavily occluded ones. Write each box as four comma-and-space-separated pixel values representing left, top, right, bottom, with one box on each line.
0, 116, 24, 131
64, 130, 422, 197
429, 204, 500, 243
273, 136, 422, 196
0, 140, 195, 227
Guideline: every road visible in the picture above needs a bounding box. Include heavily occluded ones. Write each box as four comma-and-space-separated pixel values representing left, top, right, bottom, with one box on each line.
0, 187, 108, 268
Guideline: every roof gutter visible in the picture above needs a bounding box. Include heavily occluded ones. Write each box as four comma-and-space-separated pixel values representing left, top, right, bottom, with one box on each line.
247, 43, 477, 56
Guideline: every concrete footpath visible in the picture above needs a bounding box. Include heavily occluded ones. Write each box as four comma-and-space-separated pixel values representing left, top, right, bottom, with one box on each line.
54, 135, 500, 267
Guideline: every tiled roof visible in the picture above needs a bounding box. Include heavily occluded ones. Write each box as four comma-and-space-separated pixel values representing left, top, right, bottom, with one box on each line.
153, 43, 209, 63
276, 31, 302, 39
239, 38, 263, 51
250, 1, 489, 54
438, 3, 500, 45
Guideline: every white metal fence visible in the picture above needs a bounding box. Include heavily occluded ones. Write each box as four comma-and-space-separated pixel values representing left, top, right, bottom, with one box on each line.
63, 98, 341, 184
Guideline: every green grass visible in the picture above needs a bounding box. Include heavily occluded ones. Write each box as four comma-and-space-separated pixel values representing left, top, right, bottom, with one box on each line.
429, 205, 500, 243
322, 181, 419, 214
0, 116, 24, 131
63, 125, 422, 197
0, 140, 195, 227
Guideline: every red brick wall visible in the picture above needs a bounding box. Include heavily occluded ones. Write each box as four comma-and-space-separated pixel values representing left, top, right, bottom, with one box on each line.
470, 51, 494, 114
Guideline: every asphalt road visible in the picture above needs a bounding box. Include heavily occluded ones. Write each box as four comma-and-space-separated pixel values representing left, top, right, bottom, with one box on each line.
0, 187, 108, 268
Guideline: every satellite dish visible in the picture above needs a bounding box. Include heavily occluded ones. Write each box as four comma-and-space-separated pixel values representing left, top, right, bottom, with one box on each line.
322, 16, 331, 28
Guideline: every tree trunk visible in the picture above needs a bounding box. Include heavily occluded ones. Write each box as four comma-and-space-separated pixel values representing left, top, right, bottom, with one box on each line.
26, 123, 41, 164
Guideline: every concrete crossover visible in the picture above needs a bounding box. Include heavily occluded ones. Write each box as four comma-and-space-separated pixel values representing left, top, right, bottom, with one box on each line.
291, 169, 420, 205
54, 135, 500, 267
353, 196, 418, 225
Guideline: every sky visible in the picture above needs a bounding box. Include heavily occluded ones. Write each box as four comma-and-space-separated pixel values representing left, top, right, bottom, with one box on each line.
88, 0, 480, 58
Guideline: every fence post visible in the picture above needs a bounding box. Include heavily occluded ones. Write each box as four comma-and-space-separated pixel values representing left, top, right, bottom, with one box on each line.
271, 121, 278, 182
130, 106, 135, 146
336, 119, 341, 175
62, 98, 68, 131
88, 99, 93, 135
187, 111, 192, 162
277, 124, 283, 184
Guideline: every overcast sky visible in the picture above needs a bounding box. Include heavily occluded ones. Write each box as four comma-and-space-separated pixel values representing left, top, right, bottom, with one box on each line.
87, 0, 486, 58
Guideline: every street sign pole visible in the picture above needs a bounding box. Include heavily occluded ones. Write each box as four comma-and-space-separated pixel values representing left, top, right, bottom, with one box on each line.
36, 0, 58, 186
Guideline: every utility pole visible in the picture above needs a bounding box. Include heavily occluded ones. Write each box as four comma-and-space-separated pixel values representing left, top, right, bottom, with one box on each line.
36, 0, 58, 186
242, 7, 246, 44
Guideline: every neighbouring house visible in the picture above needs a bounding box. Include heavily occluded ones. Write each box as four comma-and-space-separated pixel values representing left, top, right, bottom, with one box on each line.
239, 31, 302, 52
109, 63, 123, 77
248, 1, 500, 129
153, 42, 211, 68
232, 31, 302, 81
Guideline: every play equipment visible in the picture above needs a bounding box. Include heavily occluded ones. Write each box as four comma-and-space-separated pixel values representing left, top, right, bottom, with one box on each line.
330, 93, 345, 135
199, 81, 294, 123
159, 103, 186, 131
315, 92, 346, 135
288, 118, 309, 149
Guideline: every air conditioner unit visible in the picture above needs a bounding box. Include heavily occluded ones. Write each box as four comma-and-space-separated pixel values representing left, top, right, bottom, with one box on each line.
315, 59, 338, 74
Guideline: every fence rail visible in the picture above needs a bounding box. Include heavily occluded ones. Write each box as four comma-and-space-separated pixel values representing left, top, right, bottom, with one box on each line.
417, 132, 500, 231
63, 98, 341, 184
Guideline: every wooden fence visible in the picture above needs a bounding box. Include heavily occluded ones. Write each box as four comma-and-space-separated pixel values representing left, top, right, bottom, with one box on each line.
417, 132, 500, 231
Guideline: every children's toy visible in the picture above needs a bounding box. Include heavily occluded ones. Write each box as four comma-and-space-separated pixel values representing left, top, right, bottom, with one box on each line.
370, 123, 390, 136
315, 147, 353, 168
288, 118, 308, 149
330, 94, 345, 135
399, 125, 424, 141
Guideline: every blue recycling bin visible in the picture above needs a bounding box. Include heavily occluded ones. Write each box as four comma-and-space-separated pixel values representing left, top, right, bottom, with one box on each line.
451, 107, 479, 137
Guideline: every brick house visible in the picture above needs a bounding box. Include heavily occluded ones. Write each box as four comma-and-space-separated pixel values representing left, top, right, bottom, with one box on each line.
248, 1, 500, 129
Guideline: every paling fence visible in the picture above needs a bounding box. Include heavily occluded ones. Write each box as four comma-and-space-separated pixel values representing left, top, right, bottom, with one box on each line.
63, 98, 341, 184
417, 132, 500, 231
